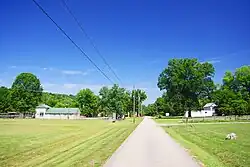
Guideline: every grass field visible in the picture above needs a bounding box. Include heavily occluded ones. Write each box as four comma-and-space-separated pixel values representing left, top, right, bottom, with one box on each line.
155, 116, 250, 124
0, 118, 141, 167
162, 123, 250, 167
154, 118, 183, 124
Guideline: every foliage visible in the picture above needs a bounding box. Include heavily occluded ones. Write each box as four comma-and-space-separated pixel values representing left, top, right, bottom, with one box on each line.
158, 58, 215, 116
144, 104, 157, 116
154, 97, 168, 116
212, 66, 250, 116
41, 92, 77, 108
99, 84, 131, 117
0, 87, 12, 113
10, 73, 43, 113
76, 89, 98, 117
130, 89, 147, 116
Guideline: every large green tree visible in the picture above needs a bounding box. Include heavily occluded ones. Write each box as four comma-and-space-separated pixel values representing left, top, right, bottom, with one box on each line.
158, 58, 215, 117
99, 84, 130, 118
143, 104, 157, 116
76, 88, 98, 117
154, 97, 168, 116
0, 86, 12, 113
10, 73, 43, 113
212, 65, 250, 116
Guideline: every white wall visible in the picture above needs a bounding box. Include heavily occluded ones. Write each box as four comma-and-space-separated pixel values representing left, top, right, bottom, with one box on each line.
184, 110, 215, 118
42, 114, 80, 119
35, 108, 80, 119
35, 108, 46, 118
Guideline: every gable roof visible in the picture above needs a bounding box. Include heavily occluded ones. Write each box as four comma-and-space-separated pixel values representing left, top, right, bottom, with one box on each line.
203, 103, 216, 108
46, 108, 80, 114
37, 104, 51, 109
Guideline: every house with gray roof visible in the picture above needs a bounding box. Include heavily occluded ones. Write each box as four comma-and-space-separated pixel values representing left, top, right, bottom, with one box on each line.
35, 104, 80, 119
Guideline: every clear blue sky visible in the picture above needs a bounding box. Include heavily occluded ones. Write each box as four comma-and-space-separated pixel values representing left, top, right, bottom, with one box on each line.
0, 0, 250, 104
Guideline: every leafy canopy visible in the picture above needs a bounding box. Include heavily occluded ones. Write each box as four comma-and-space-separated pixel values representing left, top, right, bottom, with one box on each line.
158, 58, 215, 114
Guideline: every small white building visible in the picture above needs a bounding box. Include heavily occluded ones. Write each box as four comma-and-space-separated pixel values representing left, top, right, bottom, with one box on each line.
35, 104, 80, 119
184, 103, 216, 118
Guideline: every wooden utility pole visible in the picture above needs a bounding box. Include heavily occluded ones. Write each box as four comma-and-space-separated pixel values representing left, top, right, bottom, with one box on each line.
133, 85, 136, 123
138, 93, 140, 117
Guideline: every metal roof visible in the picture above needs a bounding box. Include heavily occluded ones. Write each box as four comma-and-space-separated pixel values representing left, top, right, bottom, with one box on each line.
203, 103, 216, 108
46, 108, 80, 114
37, 104, 51, 109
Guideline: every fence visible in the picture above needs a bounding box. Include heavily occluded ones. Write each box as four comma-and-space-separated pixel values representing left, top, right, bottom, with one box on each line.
0, 112, 34, 119
182, 115, 250, 123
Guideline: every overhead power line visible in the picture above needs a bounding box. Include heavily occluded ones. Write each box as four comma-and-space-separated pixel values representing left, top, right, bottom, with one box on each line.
32, 0, 114, 84
60, 0, 122, 84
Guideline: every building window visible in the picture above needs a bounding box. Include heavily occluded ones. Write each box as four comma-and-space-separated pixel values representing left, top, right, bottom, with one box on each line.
40, 113, 44, 117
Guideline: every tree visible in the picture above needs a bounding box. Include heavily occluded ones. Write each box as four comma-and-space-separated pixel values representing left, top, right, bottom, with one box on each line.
0, 86, 12, 113
212, 89, 236, 116
41, 92, 77, 108
99, 84, 131, 118
10, 73, 43, 114
144, 104, 157, 116
99, 86, 111, 116
154, 97, 168, 116
235, 66, 250, 94
231, 99, 248, 116
76, 89, 98, 117
213, 66, 250, 116
158, 58, 215, 117
131, 89, 147, 116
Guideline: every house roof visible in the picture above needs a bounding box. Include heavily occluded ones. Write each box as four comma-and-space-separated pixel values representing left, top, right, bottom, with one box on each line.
37, 104, 51, 109
46, 108, 80, 114
203, 103, 217, 108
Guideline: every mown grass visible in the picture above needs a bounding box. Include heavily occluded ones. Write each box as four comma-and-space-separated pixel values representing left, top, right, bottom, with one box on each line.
162, 123, 250, 167
154, 118, 183, 124
0, 118, 141, 167
155, 117, 250, 124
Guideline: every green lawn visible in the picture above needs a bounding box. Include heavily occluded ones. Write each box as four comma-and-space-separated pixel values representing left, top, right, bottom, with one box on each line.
0, 118, 141, 167
155, 117, 250, 124
162, 123, 250, 167
154, 118, 183, 124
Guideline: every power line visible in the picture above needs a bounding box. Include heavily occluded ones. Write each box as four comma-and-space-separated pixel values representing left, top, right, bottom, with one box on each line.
32, 0, 114, 84
60, 0, 122, 84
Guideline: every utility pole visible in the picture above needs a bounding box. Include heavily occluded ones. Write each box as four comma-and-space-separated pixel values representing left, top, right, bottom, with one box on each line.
138, 93, 140, 117
133, 85, 135, 123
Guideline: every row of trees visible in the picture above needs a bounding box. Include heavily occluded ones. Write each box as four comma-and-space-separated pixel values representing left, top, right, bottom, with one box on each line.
144, 58, 250, 117
0, 73, 147, 117
75, 85, 147, 117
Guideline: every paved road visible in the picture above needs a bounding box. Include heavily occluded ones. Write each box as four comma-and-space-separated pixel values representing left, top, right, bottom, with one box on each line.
104, 117, 199, 167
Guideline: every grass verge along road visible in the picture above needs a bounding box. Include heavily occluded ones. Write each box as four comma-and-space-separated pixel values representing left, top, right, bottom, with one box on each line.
0, 118, 141, 167
162, 123, 250, 167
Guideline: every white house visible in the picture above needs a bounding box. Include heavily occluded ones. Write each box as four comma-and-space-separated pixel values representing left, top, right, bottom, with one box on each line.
35, 104, 80, 119
184, 103, 216, 118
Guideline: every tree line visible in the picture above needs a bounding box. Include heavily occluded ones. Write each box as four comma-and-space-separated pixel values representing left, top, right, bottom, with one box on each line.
0, 73, 147, 117
1, 59, 249, 118
144, 58, 250, 117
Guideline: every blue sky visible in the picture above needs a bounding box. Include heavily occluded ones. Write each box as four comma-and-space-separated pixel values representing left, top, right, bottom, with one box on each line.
0, 0, 250, 104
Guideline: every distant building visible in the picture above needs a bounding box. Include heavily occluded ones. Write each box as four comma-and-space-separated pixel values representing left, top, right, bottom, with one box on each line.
35, 104, 80, 119
184, 103, 216, 118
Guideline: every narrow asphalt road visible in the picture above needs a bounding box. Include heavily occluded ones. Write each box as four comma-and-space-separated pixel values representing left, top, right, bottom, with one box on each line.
103, 117, 199, 167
